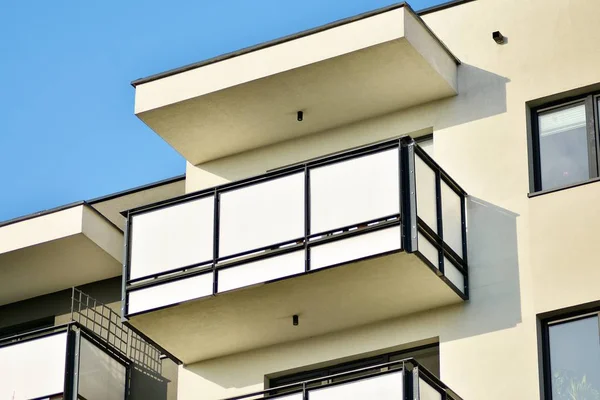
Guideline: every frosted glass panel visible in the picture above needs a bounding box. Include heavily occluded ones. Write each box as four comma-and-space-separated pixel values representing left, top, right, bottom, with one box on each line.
128, 273, 213, 314
418, 232, 438, 269
419, 378, 442, 400
441, 181, 463, 258
79, 336, 127, 400
311, 226, 401, 270
310, 371, 403, 399
0, 332, 67, 400
218, 251, 305, 292
444, 257, 464, 293
220, 173, 304, 257
415, 155, 437, 232
130, 196, 214, 279
311, 149, 399, 234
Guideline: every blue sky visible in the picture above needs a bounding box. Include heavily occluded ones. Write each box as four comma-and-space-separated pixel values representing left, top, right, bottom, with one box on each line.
0, 0, 446, 222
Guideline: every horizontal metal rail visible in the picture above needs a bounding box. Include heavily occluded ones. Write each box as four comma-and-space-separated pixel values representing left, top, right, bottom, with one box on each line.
217, 357, 463, 400
123, 136, 470, 316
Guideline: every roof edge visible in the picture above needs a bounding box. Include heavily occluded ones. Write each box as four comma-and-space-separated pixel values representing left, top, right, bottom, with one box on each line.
87, 174, 185, 205
131, 2, 407, 87
131, 1, 462, 88
418, 0, 476, 16
0, 201, 86, 229
0, 174, 185, 230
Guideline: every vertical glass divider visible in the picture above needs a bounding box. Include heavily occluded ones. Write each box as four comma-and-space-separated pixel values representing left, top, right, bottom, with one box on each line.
435, 170, 445, 275
460, 194, 469, 297
400, 138, 418, 253
304, 166, 311, 272
213, 188, 220, 295
123, 213, 132, 318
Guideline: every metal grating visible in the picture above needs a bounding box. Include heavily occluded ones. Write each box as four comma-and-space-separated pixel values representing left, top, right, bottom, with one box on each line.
70, 287, 162, 374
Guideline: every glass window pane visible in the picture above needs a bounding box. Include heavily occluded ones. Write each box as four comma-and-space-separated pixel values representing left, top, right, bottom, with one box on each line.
419, 378, 442, 400
310, 149, 400, 234
219, 173, 305, 257
130, 196, 214, 280
415, 154, 437, 232
549, 315, 600, 399
78, 336, 127, 400
538, 103, 590, 190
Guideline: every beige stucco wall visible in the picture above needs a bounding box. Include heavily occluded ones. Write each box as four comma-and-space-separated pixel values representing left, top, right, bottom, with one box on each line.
178, 0, 600, 399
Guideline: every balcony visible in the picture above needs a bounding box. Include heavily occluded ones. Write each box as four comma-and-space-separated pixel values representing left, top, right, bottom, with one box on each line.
0, 203, 122, 306
123, 137, 469, 363
220, 358, 462, 400
132, 4, 459, 164
0, 289, 168, 400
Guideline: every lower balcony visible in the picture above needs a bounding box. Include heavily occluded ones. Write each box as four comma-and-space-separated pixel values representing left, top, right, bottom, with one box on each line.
0, 289, 168, 400
123, 137, 469, 363
221, 358, 462, 400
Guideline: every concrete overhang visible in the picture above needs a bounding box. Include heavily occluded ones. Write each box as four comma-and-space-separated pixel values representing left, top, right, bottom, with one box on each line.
132, 3, 459, 165
0, 204, 123, 306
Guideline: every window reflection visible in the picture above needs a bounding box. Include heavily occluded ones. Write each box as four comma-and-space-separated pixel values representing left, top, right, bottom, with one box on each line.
549, 315, 600, 399
538, 103, 590, 190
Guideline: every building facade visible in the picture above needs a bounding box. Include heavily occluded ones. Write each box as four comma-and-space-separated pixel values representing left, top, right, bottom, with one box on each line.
3, 0, 600, 399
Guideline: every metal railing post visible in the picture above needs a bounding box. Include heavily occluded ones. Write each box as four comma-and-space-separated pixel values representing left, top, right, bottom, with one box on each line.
400, 138, 418, 253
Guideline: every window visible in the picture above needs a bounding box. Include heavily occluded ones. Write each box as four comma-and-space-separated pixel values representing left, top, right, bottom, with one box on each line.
531, 93, 600, 192
269, 344, 439, 390
541, 310, 600, 399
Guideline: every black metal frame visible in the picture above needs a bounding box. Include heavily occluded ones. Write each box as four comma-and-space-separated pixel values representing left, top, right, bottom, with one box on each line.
413, 143, 469, 298
216, 357, 462, 400
71, 287, 163, 374
539, 306, 600, 400
123, 136, 469, 319
530, 91, 600, 194
269, 343, 439, 388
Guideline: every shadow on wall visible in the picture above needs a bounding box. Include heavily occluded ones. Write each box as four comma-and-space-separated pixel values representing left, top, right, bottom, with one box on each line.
443, 195, 521, 342
438, 64, 510, 131
192, 63, 510, 182
177, 67, 515, 395
178, 196, 521, 395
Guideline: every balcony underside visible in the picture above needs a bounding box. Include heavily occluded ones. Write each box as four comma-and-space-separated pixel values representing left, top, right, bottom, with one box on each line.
129, 250, 462, 364
0, 205, 122, 306
133, 5, 458, 164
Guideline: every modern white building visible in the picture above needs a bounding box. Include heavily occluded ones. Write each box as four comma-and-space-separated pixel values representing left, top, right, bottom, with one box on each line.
3, 0, 600, 399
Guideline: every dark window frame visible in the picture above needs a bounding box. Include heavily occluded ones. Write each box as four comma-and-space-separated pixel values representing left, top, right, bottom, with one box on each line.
268, 343, 439, 389
540, 306, 600, 400
530, 91, 600, 194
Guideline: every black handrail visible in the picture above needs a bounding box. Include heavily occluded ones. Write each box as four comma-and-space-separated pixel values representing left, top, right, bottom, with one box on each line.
217, 357, 463, 400
123, 137, 470, 316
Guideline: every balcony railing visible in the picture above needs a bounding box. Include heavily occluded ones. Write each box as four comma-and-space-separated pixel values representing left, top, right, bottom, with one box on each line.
0, 289, 167, 400
218, 358, 462, 400
123, 137, 468, 317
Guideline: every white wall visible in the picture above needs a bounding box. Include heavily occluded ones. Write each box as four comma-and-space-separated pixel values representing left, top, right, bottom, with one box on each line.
175, 0, 600, 399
